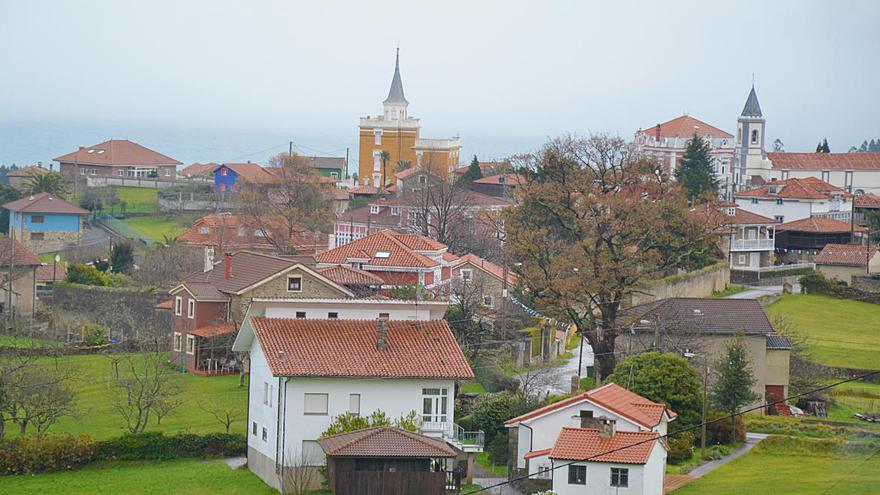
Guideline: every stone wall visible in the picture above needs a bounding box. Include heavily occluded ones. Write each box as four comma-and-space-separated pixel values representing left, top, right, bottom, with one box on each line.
852, 274, 880, 293
627, 263, 729, 307
51, 283, 169, 342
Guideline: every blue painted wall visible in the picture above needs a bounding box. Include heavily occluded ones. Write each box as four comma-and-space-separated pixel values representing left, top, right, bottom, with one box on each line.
22, 213, 80, 232
214, 166, 238, 192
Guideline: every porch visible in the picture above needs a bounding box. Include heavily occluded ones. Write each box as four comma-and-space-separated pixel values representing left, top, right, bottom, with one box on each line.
183, 323, 241, 377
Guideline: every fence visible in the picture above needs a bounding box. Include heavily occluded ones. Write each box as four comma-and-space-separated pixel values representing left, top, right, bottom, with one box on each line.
86, 176, 208, 189
96, 214, 155, 245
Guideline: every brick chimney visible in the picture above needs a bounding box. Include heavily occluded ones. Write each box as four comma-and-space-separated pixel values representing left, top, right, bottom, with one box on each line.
376, 317, 388, 351
654, 124, 661, 142
224, 253, 232, 279
598, 418, 616, 439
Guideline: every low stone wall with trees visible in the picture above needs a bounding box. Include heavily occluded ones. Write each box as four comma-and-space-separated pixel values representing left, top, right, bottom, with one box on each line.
628, 263, 729, 307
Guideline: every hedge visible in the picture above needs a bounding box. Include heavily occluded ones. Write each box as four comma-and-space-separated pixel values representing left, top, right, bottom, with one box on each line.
0, 432, 246, 475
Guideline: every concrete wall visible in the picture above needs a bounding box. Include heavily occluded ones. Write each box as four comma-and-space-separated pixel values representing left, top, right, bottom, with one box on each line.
552, 460, 652, 495
818, 265, 864, 285
766, 349, 791, 397
628, 264, 729, 308
84, 175, 188, 188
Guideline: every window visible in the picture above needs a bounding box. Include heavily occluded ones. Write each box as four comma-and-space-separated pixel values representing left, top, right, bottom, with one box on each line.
304, 393, 329, 415
252, 422, 257, 436
751, 198, 759, 204
774, 215, 784, 223
185, 335, 195, 355
374, 251, 391, 259
390, 207, 400, 216
483, 295, 493, 307
821, 170, 830, 182
262, 382, 272, 406
296, 311, 306, 319
261, 427, 267, 442
751, 129, 759, 144
221, 168, 228, 176
287, 276, 302, 292
30, 232, 44, 241
30, 215, 44, 224
187, 299, 195, 319
421, 388, 448, 423
738, 254, 746, 265
379, 312, 390, 319
118, 170, 125, 177
199, 226, 210, 234
173, 332, 182, 352
328, 312, 338, 319
370, 205, 380, 214
349, 394, 361, 414
419, 175, 427, 184
568, 465, 586, 485
460, 269, 473, 282
776, 198, 784, 205
374, 129, 383, 145
727, 208, 736, 216
611, 468, 629, 487
330, 172, 338, 179
90, 169, 97, 176
80, 168, 85, 175
174, 296, 182, 316
165, 168, 171, 177
255, 229, 267, 237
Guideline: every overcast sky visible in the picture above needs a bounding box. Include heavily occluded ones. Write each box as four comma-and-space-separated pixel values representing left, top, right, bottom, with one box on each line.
1, 0, 878, 163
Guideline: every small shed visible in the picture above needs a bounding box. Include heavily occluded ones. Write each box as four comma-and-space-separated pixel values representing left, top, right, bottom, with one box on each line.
318, 426, 459, 495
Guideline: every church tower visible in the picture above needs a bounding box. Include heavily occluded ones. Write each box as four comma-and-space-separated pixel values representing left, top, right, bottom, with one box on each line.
383, 49, 409, 121
734, 85, 768, 188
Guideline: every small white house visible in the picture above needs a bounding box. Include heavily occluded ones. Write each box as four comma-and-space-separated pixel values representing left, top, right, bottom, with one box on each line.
505, 383, 675, 493
734, 177, 852, 224
232, 315, 479, 492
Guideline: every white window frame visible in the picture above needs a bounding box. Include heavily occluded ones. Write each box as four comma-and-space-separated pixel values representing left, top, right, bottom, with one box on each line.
738, 254, 746, 265
390, 207, 400, 216
287, 276, 302, 292
370, 205, 380, 214
610, 467, 629, 488
263, 382, 273, 407
185, 334, 195, 355
165, 168, 171, 177
374, 129, 383, 145
187, 299, 195, 319
349, 393, 361, 415
261, 427, 268, 442
173, 332, 182, 352
460, 269, 473, 282
304, 393, 329, 416
199, 226, 210, 234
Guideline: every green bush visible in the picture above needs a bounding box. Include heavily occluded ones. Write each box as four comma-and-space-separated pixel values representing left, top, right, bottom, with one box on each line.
706, 411, 746, 445
799, 273, 836, 295
473, 392, 522, 443
486, 434, 509, 466
66, 264, 110, 286
0, 434, 98, 475
82, 323, 108, 346
579, 376, 596, 391
95, 432, 245, 461
667, 431, 695, 464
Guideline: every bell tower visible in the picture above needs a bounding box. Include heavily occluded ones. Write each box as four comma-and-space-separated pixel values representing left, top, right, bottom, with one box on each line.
383, 48, 409, 122
734, 84, 767, 188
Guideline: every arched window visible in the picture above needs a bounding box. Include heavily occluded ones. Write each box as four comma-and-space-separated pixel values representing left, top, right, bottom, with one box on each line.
751, 129, 759, 144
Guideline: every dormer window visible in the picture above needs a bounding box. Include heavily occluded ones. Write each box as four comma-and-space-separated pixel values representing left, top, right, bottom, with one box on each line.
221, 168, 228, 176
390, 207, 400, 216
418, 175, 427, 184
255, 229, 267, 237
374, 251, 391, 259
370, 205, 380, 214
727, 208, 736, 216
199, 226, 210, 234
498, 175, 506, 184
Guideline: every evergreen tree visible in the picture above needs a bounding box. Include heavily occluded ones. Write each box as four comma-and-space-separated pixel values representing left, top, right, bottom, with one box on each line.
110, 242, 135, 274
710, 333, 759, 440
816, 138, 831, 153
674, 133, 719, 201
871, 139, 879, 152
456, 155, 484, 186
860, 140, 869, 152
0, 185, 22, 232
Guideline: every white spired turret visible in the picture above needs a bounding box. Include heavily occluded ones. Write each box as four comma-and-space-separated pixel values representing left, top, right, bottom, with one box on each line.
383, 48, 409, 121
734, 85, 771, 188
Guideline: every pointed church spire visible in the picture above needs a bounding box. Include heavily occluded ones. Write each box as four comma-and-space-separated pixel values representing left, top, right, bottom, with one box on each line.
741, 85, 762, 118
384, 48, 408, 105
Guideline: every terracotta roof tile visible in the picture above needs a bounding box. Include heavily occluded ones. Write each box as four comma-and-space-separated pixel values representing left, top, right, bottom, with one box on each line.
251, 317, 473, 379
524, 448, 552, 460
549, 427, 658, 464
53, 140, 181, 166
768, 152, 880, 170
734, 177, 849, 200
35, 263, 66, 282
776, 217, 866, 234
855, 193, 880, 208
177, 214, 326, 253
318, 265, 385, 286
216, 163, 279, 183
154, 299, 174, 310
7, 165, 49, 177
723, 208, 778, 225
190, 323, 236, 338
179, 162, 218, 177
315, 230, 441, 269
349, 185, 380, 196
317, 427, 456, 458
639, 115, 733, 139
0, 238, 42, 266
3, 192, 88, 215
453, 253, 518, 284
815, 243, 879, 267
473, 174, 527, 186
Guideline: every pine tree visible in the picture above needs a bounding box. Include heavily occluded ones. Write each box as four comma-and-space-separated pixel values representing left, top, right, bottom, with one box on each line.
822, 138, 830, 153
456, 155, 484, 187
870, 139, 879, 152
674, 133, 719, 201
817, 141, 823, 152
710, 333, 759, 442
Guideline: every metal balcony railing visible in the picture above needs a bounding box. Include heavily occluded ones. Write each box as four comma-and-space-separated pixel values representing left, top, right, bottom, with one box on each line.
730, 238, 775, 251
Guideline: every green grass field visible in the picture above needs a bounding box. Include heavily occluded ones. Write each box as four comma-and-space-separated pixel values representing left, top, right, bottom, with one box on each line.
120, 216, 190, 242
114, 187, 158, 214
711, 284, 747, 298
0, 459, 274, 495
675, 436, 880, 495
767, 294, 880, 370
8, 353, 247, 440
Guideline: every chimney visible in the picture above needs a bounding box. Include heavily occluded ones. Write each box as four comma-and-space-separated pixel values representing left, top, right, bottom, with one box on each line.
599, 418, 616, 439
79, 146, 85, 150
376, 317, 388, 351
654, 124, 661, 142
204, 247, 215, 272
224, 253, 232, 279
579, 410, 598, 429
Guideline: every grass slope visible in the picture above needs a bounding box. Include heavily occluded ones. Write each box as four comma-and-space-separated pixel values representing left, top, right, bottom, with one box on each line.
675, 436, 880, 495
7, 353, 247, 440
767, 294, 880, 370
115, 187, 158, 214
121, 216, 189, 242
0, 459, 275, 495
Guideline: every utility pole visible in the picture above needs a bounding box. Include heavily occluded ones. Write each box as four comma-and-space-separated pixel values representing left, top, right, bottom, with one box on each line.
701, 361, 709, 460
289, 141, 293, 157
345, 147, 350, 181
6, 225, 15, 322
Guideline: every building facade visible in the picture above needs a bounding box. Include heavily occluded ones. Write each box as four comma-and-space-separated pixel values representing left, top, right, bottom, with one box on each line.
3, 193, 87, 253
54, 140, 181, 178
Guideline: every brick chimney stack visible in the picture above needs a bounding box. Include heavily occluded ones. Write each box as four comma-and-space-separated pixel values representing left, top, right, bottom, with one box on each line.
224, 253, 232, 279
599, 418, 616, 439
654, 124, 661, 142
376, 317, 388, 351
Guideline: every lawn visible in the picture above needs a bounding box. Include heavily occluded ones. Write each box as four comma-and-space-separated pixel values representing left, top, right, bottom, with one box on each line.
121, 215, 190, 242
0, 459, 275, 495
711, 284, 747, 298
825, 380, 880, 422
460, 380, 488, 394
475, 451, 508, 477
115, 187, 158, 214
675, 436, 880, 495
7, 353, 248, 440
766, 294, 880, 370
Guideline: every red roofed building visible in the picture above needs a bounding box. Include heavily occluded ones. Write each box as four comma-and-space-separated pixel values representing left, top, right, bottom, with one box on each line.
734, 177, 853, 224
178, 162, 218, 179
3, 192, 89, 252
815, 244, 880, 284
775, 216, 866, 252
472, 173, 526, 198
505, 383, 674, 492
177, 214, 328, 256
450, 253, 519, 311
54, 140, 181, 179
707, 203, 779, 271
6, 164, 50, 189
213, 162, 278, 192
231, 315, 481, 490
762, 152, 880, 194
0, 237, 41, 316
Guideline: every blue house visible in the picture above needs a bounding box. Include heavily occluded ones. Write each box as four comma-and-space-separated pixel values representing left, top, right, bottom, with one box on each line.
3, 192, 88, 253
213, 163, 277, 193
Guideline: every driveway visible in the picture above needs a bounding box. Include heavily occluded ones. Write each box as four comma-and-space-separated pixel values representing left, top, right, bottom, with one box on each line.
726, 284, 799, 299
687, 432, 768, 477
515, 337, 593, 395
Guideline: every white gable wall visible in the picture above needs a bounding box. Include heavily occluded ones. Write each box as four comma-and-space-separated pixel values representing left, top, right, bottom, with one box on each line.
550, 443, 664, 495
264, 304, 436, 320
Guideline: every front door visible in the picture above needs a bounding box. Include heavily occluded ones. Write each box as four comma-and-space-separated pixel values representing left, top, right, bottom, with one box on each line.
422, 388, 448, 425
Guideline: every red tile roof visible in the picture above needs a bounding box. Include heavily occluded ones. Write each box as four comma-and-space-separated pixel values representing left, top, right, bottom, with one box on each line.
336, 204, 401, 229
190, 323, 236, 338
250, 317, 473, 379
473, 174, 527, 186
395, 167, 431, 180
549, 427, 659, 465
318, 265, 385, 286
734, 177, 849, 200
723, 208, 778, 226
524, 448, 552, 460
776, 216, 866, 234
316, 230, 441, 269
0, 238, 42, 266
639, 115, 733, 139
3, 192, 88, 215
177, 214, 326, 253
855, 193, 880, 208
768, 152, 880, 170
454, 253, 519, 285
216, 163, 278, 183
7, 165, 50, 178
154, 299, 174, 310
815, 243, 879, 267
53, 140, 181, 166
506, 383, 674, 428
179, 162, 218, 177
317, 427, 455, 458
35, 263, 67, 282
349, 185, 380, 196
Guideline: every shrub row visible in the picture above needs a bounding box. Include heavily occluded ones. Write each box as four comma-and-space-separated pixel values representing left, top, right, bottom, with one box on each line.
0, 432, 246, 475
800, 273, 880, 304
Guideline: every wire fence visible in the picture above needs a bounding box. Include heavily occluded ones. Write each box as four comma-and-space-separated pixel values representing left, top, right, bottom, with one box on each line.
96, 214, 155, 245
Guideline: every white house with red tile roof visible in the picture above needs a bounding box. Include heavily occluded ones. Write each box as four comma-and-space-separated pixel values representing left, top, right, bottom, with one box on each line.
815, 243, 880, 284
734, 177, 853, 224
54, 139, 181, 179
231, 315, 481, 491
504, 383, 674, 487
710, 204, 779, 270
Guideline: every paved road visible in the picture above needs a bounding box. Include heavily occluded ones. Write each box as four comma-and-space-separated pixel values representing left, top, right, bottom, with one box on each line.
515, 337, 594, 395
726, 284, 800, 299
470, 478, 521, 495
687, 432, 768, 477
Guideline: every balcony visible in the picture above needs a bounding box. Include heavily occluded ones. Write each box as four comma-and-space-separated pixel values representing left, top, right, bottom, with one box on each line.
730, 238, 775, 251
422, 422, 485, 453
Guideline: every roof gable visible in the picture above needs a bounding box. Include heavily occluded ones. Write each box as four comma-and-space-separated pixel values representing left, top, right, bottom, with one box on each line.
549, 427, 658, 464
3, 192, 89, 215
318, 427, 455, 458
53, 140, 181, 166
315, 230, 441, 269
640, 115, 733, 139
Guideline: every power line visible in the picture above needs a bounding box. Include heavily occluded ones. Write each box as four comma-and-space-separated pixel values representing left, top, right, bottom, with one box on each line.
463, 369, 880, 494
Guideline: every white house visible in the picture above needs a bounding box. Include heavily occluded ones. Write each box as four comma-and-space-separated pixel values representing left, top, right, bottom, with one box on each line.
247, 296, 449, 321
504, 383, 674, 494
713, 203, 779, 271
734, 177, 852, 224
232, 315, 478, 492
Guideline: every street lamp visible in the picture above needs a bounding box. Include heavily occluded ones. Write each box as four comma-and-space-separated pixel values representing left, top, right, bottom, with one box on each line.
53, 254, 61, 282
683, 350, 710, 461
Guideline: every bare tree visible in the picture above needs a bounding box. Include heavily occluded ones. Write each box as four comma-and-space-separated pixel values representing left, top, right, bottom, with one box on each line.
771, 314, 822, 397
112, 350, 183, 433
198, 400, 245, 433
1, 355, 77, 434
282, 448, 323, 495
405, 181, 473, 252
135, 239, 202, 288
447, 275, 493, 361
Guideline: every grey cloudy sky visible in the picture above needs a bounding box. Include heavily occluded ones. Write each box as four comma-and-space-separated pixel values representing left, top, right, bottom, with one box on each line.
1, 0, 878, 162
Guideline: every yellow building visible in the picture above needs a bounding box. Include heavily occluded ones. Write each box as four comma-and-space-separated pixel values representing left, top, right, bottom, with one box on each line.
358, 50, 460, 185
